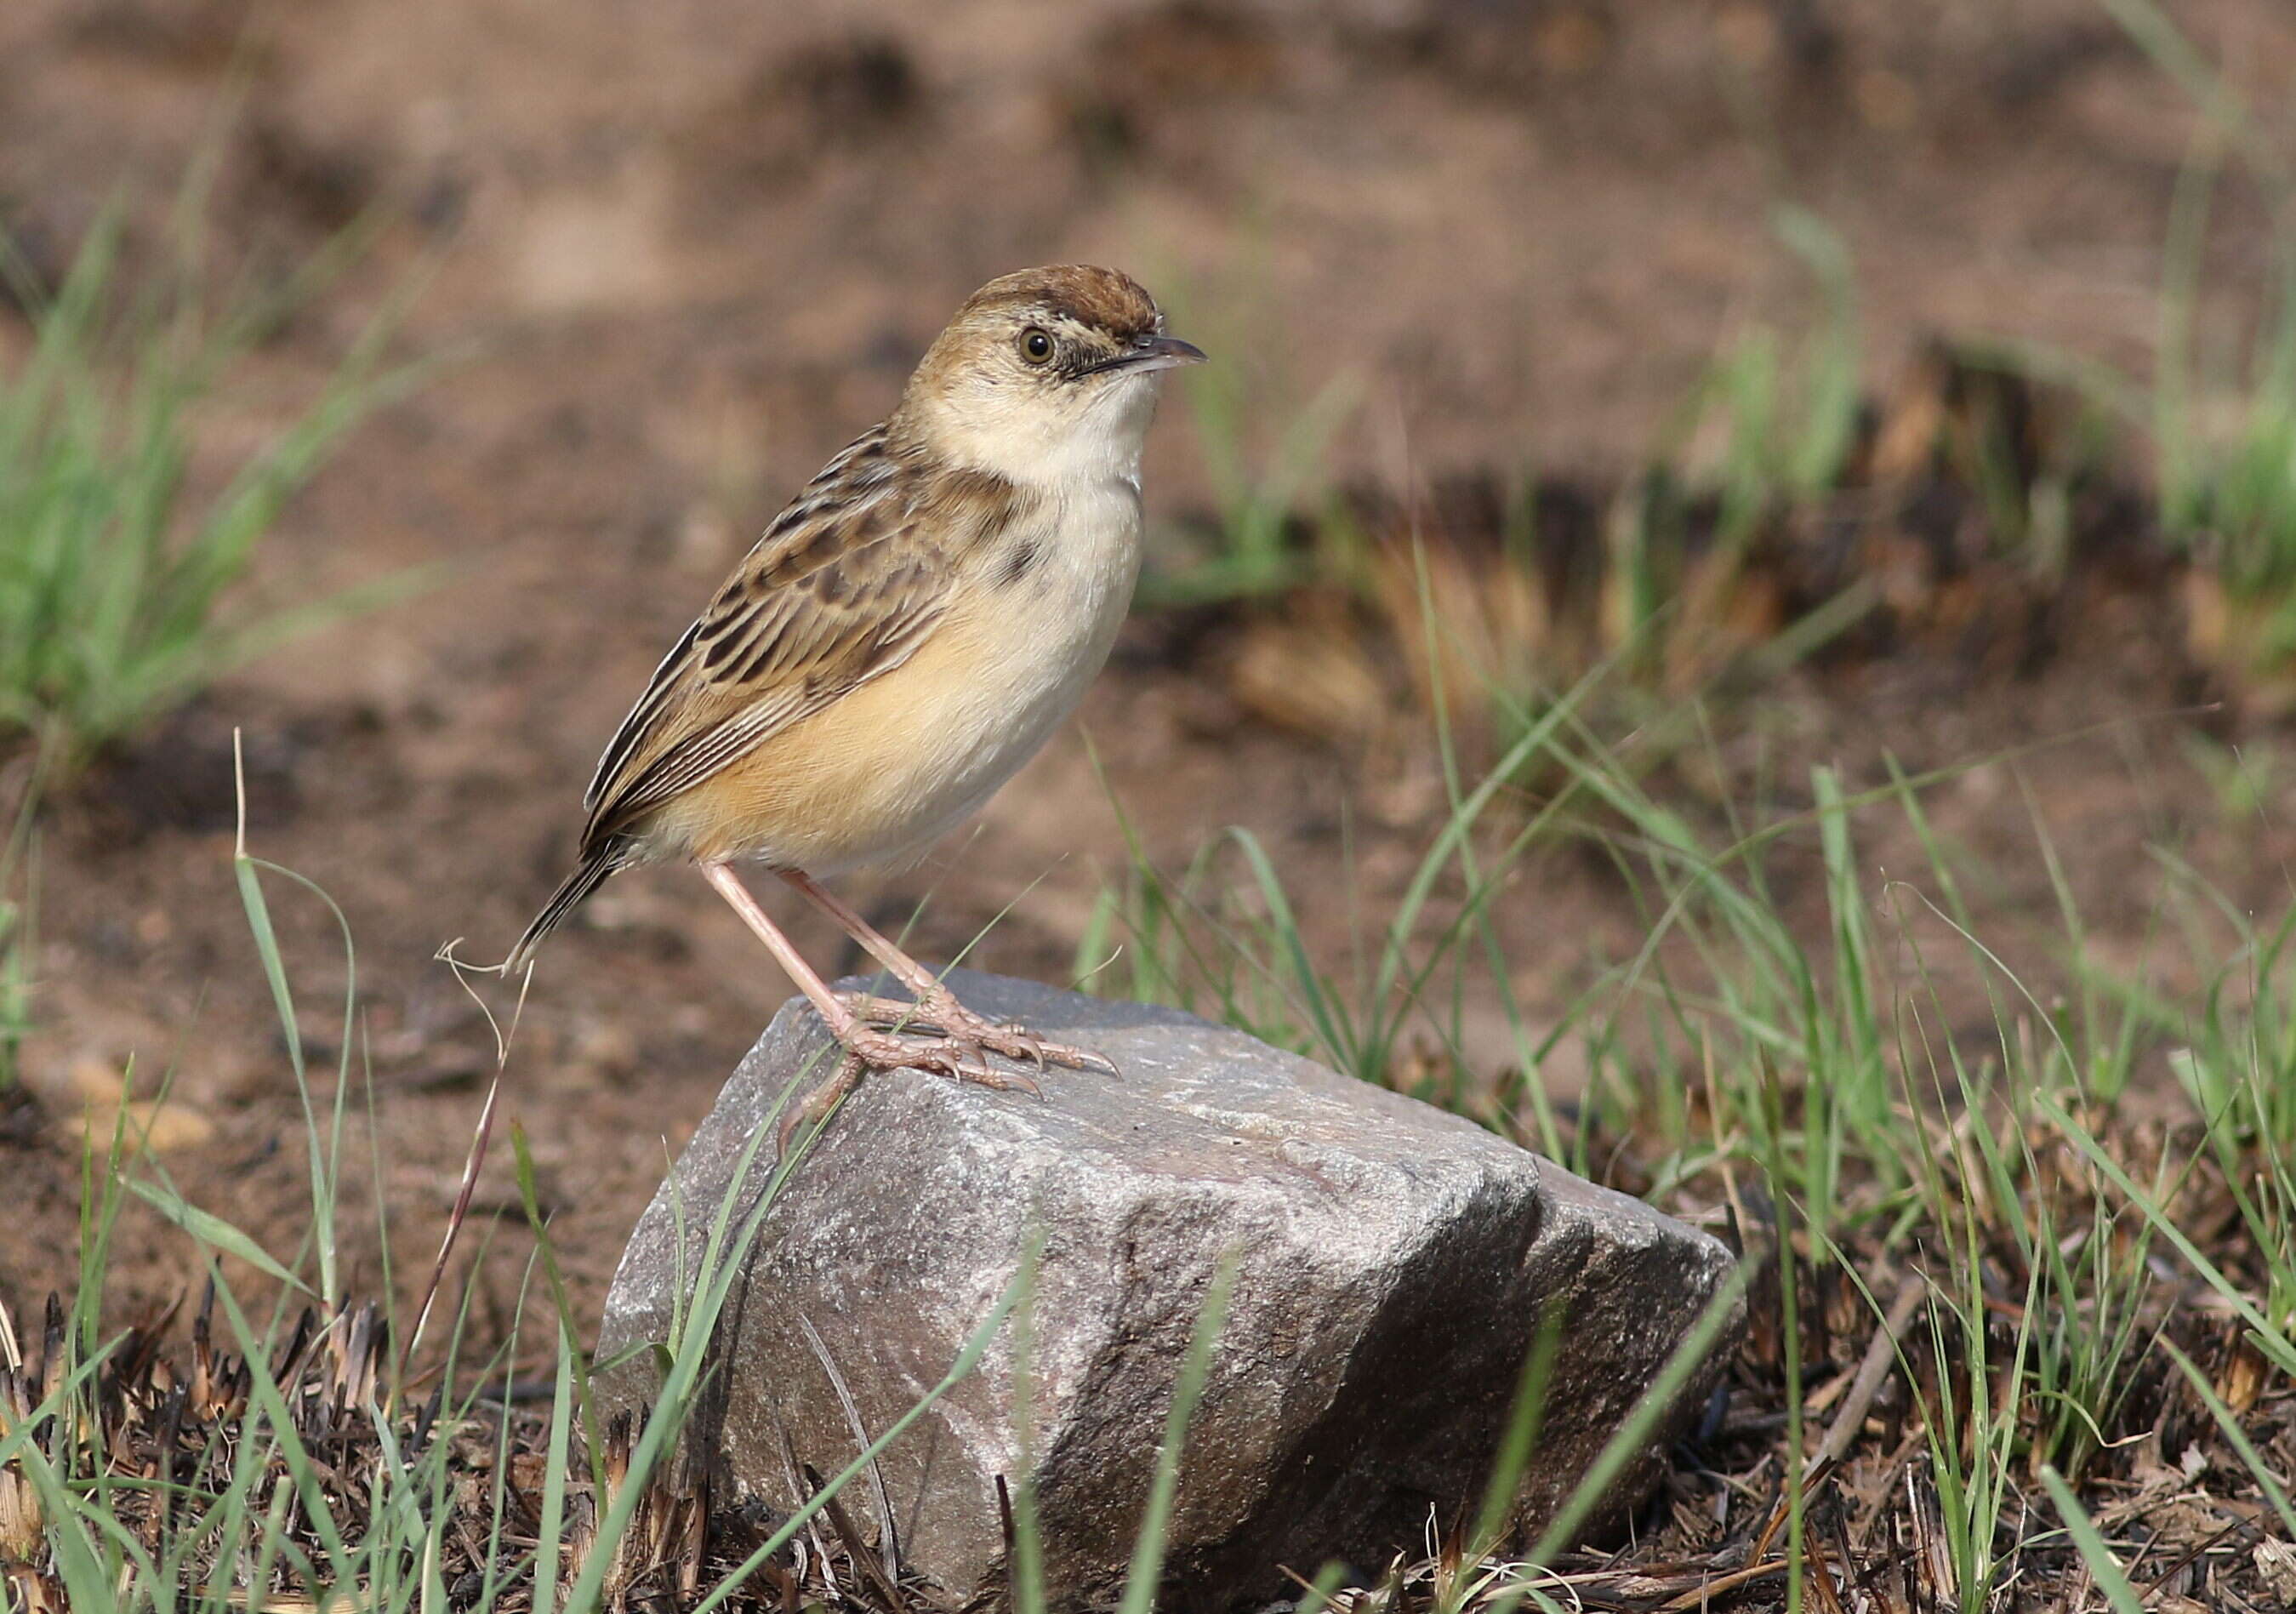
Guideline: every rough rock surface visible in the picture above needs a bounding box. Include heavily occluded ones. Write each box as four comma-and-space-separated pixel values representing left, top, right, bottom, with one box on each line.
598, 972, 1741, 1612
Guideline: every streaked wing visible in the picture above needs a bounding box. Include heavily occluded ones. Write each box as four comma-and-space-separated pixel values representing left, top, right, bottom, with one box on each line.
578, 425, 949, 840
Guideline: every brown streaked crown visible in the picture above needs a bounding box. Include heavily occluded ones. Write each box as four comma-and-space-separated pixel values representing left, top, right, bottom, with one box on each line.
954, 264, 1163, 345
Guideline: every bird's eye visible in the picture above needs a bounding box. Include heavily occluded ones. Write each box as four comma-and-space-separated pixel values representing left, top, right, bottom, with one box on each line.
1019, 328, 1055, 365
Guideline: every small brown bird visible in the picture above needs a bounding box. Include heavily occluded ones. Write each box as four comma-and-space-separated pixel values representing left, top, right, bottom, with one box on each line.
505, 265, 1205, 1138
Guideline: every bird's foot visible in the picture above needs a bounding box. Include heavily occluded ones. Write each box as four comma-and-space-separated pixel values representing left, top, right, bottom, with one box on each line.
781, 1014, 1050, 1158
839, 988, 1119, 1077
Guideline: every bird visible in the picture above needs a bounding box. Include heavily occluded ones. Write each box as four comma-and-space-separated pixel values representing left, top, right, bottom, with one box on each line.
503, 264, 1205, 1144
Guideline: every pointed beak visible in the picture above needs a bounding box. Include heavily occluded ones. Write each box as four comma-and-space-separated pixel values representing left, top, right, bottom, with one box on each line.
1096, 333, 1209, 376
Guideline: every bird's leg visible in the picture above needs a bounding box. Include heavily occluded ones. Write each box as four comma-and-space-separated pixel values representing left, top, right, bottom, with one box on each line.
698, 863, 1041, 1154
778, 869, 1118, 1076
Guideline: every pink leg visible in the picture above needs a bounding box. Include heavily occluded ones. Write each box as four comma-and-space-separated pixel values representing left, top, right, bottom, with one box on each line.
778, 870, 1117, 1076
699, 863, 1039, 1154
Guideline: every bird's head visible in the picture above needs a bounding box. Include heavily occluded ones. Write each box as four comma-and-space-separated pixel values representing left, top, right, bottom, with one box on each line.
897, 265, 1206, 486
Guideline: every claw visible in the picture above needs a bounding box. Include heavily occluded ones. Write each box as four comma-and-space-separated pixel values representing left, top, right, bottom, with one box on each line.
963, 1023, 1117, 1080
783, 1011, 1071, 1155
957, 1061, 1042, 1099
839, 987, 1118, 1079
1057, 1044, 1122, 1078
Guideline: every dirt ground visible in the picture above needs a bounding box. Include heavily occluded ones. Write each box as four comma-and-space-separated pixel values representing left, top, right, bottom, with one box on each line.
5, 0, 2296, 1345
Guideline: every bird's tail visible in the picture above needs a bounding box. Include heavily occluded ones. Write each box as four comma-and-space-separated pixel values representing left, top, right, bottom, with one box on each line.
499, 841, 628, 974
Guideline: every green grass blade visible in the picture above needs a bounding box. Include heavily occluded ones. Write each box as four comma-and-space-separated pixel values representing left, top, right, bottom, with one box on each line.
2163, 1342, 2296, 1541
686, 1266, 1032, 1614
532, 1328, 578, 1614
233, 856, 305, 1086
123, 1177, 311, 1297
1521, 1266, 1747, 1571
2039, 1093, 2296, 1376
1117, 1252, 1241, 1614
2037, 1466, 2147, 1614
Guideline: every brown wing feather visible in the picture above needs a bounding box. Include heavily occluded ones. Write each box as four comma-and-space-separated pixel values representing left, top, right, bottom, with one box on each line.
577, 425, 951, 843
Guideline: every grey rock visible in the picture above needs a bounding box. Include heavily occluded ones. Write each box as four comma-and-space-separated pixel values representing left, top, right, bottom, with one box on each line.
597, 971, 1741, 1612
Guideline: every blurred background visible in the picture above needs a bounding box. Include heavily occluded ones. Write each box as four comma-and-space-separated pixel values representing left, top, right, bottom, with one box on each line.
3, 0, 2294, 1326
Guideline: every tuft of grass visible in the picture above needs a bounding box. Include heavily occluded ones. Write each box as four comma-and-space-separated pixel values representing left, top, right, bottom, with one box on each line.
2151, 140, 2296, 672
1086, 659, 2296, 1611
0, 178, 423, 785
1138, 271, 1364, 608
2060, 0, 2296, 699
1679, 206, 1863, 549
1587, 206, 1866, 696
0, 807, 994, 1610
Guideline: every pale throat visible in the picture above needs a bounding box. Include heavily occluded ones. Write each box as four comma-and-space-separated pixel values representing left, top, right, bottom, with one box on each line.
917, 375, 1160, 493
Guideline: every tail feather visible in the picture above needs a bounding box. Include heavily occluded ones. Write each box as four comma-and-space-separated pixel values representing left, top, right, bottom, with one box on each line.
502, 841, 626, 973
